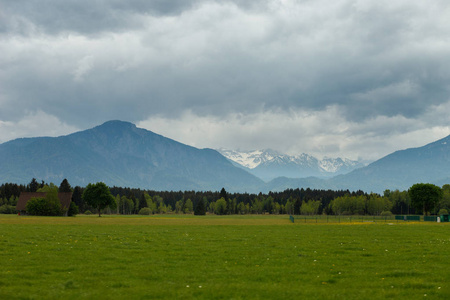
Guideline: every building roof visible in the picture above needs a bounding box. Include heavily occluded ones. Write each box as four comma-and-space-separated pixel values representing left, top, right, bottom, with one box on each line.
17, 192, 73, 211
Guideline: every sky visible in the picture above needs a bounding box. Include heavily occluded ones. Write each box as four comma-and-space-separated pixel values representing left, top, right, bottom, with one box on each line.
1, 0, 449, 161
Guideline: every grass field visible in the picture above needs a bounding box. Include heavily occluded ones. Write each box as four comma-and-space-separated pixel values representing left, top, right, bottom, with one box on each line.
1, 214, 449, 299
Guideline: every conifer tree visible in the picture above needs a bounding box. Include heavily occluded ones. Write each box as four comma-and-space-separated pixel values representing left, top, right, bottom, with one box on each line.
194, 197, 207, 215
29, 178, 39, 192
59, 179, 72, 192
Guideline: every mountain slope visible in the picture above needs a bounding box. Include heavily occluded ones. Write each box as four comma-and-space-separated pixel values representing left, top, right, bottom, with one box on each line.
328, 135, 450, 193
218, 149, 364, 181
1, 121, 448, 193
0, 121, 263, 192
261, 135, 450, 193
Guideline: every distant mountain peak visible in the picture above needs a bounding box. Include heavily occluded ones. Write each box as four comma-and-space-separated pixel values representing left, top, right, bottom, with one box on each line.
217, 148, 364, 181
96, 120, 137, 129
0, 121, 263, 191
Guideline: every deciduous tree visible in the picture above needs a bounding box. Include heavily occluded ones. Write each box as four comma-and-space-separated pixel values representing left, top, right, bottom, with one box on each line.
37, 183, 58, 193
409, 183, 443, 215
300, 200, 321, 215
184, 199, 193, 214
215, 198, 227, 215
82, 182, 116, 217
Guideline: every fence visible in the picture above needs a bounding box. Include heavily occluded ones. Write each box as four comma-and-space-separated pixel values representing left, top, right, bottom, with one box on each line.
289, 215, 431, 223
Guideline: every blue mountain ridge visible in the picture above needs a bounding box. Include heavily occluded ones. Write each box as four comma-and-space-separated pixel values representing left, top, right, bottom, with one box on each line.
0, 120, 263, 192
0, 120, 449, 193
263, 135, 450, 193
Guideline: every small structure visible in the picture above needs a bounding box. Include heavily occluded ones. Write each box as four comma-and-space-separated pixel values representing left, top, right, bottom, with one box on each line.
395, 215, 421, 221
17, 192, 73, 216
440, 214, 449, 222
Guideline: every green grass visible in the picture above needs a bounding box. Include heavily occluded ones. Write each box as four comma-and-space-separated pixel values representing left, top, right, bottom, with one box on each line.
1, 214, 450, 299
292, 214, 419, 223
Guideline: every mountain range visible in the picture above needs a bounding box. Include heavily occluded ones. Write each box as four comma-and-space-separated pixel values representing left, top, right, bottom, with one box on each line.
0, 120, 449, 193
329, 135, 450, 192
262, 135, 450, 193
0, 121, 263, 192
217, 149, 365, 181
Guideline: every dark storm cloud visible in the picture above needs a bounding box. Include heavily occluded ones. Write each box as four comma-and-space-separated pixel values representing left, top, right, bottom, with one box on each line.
0, 0, 266, 35
0, 0, 200, 35
1, 0, 449, 158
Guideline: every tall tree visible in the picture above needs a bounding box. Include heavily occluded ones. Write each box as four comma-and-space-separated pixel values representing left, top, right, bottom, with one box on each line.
138, 194, 148, 211
409, 183, 443, 215
72, 186, 84, 213
59, 179, 72, 192
184, 199, 193, 214
293, 198, 302, 215
215, 198, 227, 215
37, 183, 58, 193
387, 190, 410, 215
437, 184, 450, 213
29, 178, 39, 192
194, 196, 207, 215
82, 182, 116, 217
130, 194, 138, 214
220, 188, 228, 202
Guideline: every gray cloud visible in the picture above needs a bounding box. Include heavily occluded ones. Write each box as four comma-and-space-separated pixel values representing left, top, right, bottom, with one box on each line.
0, 0, 202, 35
1, 0, 449, 159
0, 0, 266, 36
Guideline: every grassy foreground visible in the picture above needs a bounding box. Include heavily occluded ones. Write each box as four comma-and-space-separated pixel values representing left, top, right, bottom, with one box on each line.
1, 214, 449, 299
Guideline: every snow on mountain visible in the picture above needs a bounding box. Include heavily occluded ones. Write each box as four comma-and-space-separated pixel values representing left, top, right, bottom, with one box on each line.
218, 148, 364, 181
319, 157, 361, 173
217, 149, 267, 169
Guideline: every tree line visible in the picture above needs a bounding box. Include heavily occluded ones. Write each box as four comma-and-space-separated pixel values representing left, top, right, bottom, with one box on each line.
1, 179, 449, 216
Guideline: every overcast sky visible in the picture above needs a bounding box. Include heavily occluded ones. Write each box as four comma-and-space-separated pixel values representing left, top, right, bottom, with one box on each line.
1, 0, 449, 160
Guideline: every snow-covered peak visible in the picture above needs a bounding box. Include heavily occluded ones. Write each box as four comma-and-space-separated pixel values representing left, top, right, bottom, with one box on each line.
218, 148, 364, 175
217, 148, 280, 169
319, 157, 359, 173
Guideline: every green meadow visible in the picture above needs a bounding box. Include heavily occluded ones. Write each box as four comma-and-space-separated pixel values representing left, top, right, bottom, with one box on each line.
1, 215, 449, 299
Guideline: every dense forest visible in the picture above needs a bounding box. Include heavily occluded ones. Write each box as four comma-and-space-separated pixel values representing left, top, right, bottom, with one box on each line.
1, 179, 450, 216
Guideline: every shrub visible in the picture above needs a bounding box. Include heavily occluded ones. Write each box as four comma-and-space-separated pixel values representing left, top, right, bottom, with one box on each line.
84, 210, 93, 215
438, 209, 449, 215
26, 196, 62, 216
26, 197, 46, 215
0, 205, 17, 214
380, 211, 393, 217
45, 189, 63, 216
139, 207, 152, 215
68, 202, 79, 216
